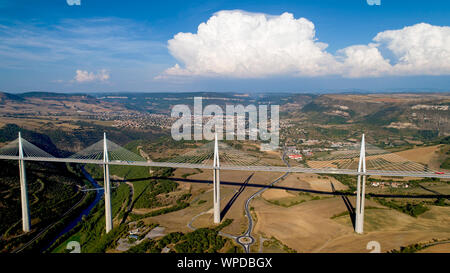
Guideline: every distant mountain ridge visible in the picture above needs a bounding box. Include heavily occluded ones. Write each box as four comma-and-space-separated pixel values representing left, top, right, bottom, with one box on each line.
0, 92, 25, 102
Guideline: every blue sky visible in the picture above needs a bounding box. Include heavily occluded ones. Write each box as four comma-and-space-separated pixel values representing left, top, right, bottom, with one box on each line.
0, 0, 449, 93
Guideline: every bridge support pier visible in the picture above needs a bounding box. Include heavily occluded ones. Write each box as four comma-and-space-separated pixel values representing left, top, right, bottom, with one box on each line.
18, 132, 31, 233
213, 133, 221, 224
355, 134, 366, 234
355, 174, 367, 233
103, 133, 113, 233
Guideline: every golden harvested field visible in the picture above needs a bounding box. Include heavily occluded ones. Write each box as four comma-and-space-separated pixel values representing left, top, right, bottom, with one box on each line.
262, 188, 296, 200
252, 195, 450, 253
394, 144, 444, 170
253, 196, 360, 252
262, 173, 347, 201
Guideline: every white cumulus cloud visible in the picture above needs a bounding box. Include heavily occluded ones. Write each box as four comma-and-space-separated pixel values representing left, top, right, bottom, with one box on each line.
160, 10, 450, 79
337, 44, 392, 78
74, 69, 110, 83
373, 23, 450, 76
165, 10, 339, 78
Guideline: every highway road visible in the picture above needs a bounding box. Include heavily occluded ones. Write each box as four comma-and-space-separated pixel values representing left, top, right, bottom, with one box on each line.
236, 149, 291, 253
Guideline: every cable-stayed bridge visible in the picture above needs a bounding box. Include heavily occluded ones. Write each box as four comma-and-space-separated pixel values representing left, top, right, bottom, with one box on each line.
0, 132, 448, 236
1, 135, 445, 178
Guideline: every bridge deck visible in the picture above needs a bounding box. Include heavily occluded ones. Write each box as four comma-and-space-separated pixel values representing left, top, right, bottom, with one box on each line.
1, 155, 448, 179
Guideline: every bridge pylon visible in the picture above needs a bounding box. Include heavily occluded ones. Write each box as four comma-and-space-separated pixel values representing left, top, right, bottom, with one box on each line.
103, 133, 113, 233
355, 134, 366, 234
213, 133, 221, 224
18, 132, 31, 233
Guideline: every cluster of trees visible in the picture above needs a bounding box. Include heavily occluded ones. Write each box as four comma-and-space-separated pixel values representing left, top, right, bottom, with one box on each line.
129, 201, 190, 221
174, 228, 227, 253
367, 177, 441, 188
143, 137, 209, 158
439, 145, 450, 169
213, 218, 233, 232
434, 198, 449, 206
134, 179, 179, 209
389, 243, 426, 253
126, 229, 227, 254
375, 198, 429, 217
330, 174, 356, 192
126, 219, 233, 253
441, 158, 450, 169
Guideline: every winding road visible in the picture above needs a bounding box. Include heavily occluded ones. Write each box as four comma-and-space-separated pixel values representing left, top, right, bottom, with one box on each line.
236, 149, 290, 253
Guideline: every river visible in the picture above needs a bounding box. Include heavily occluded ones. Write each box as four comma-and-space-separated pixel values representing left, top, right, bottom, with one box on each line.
43, 166, 103, 251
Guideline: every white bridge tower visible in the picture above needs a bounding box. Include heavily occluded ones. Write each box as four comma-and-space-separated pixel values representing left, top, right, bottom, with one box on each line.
355, 134, 367, 234
213, 133, 221, 224
18, 132, 31, 232
103, 133, 113, 233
